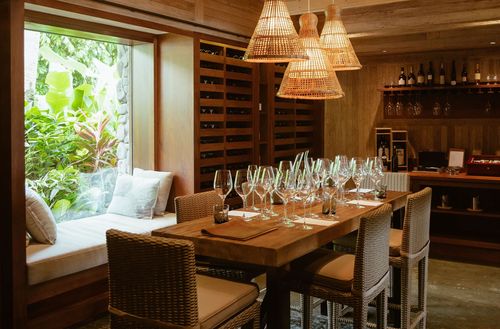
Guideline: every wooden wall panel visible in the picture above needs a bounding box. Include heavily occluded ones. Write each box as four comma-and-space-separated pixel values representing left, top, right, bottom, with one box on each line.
157, 34, 195, 209
0, 0, 27, 327
29, 0, 261, 41
324, 48, 500, 159
132, 43, 156, 170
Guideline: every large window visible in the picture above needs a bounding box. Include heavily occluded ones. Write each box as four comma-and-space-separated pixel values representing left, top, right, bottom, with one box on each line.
24, 30, 132, 222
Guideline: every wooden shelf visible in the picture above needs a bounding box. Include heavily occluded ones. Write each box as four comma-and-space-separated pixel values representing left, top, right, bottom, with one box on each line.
378, 84, 500, 92
432, 208, 500, 219
194, 39, 259, 194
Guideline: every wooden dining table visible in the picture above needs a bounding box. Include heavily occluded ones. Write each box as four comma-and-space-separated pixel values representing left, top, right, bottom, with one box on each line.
152, 191, 409, 328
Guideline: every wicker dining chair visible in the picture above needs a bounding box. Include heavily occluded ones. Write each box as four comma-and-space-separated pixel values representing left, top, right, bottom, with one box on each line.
175, 190, 222, 223
287, 204, 393, 329
106, 229, 260, 329
389, 187, 432, 329
175, 191, 263, 282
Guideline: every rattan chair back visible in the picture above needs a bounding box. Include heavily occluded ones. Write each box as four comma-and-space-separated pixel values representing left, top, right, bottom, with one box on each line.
106, 229, 199, 329
401, 187, 432, 255
175, 191, 221, 223
353, 204, 392, 294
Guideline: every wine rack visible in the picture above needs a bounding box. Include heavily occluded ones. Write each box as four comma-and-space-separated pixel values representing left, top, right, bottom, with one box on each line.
259, 63, 324, 166
195, 39, 259, 208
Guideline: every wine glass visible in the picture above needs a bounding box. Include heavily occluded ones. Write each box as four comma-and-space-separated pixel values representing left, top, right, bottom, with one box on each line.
336, 155, 351, 205
351, 158, 368, 208
234, 169, 253, 221
267, 167, 279, 217
385, 94, 395, 117
247, 165, 259, 211
274, 169, 295, 227
213, 169, 232, 205
254, 166, 273, 220
367, 157, 385, 199
322, 170, 339, 218
432, 99, 442, 116
296, 170, 313, 230
279, 160, 293, 173
395, 95, 404, 116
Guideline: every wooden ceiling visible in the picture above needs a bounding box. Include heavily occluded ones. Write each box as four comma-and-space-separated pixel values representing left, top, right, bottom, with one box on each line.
287, 0, 500, 56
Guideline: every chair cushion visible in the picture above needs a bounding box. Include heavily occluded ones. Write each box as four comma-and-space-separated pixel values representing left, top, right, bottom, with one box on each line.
197, 274, 258, 329
26, 213, 176, 285
25, 188, 57, 244
290, 249, 355, 292
133, 168, 174, 215
390, 228, 403, 256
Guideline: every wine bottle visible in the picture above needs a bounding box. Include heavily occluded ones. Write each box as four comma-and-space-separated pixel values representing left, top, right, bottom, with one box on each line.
408, 66, 416, 86
381, 142, 388, 170
450, 60, 457, 86
439, 63, 446, 85
461, 63, 468, 85
398, 67, 407, 86
475, 63, 481, 85
417, 63, 425, 86
427, 61, 434, 86
391, 145, 399, 172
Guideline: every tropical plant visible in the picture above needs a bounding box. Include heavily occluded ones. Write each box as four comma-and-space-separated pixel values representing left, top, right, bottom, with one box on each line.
25, 31, 122, 222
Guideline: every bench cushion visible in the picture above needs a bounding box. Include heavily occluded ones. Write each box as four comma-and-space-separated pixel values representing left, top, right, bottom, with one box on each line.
26, 213, 176, 285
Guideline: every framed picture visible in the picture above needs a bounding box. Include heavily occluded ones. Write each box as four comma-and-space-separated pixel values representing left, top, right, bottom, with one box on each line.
448, 148, 465, 168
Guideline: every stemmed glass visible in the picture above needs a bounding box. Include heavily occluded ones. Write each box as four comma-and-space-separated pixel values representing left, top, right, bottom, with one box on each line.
213, 169, 232, 205
253, 166, 273, 220
274, 169, 296, 227
322, 168, 339, 218
234, 169, 253, 221
367, 157, 385, 199
296, 170, 313, 230
267, 167, 280, 217
247, 165, 259, 211
351, 158, 368, 208
336, 155, 351, 205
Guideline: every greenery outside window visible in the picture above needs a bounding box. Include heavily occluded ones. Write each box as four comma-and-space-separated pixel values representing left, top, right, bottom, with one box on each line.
24, 30, 132, 222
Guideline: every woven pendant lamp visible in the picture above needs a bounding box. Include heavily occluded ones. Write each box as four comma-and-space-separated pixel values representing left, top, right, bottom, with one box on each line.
243, 0, 308, 63
320, 4, 362, 71
277, 12, 344, 100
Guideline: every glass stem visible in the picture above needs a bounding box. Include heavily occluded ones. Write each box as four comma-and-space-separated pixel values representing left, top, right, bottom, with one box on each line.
283, 201, 288, 220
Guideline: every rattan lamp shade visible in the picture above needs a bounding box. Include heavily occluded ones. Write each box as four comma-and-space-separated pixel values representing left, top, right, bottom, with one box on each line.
277, 12, 344, 100
243, 0, 308, 63
320, 4, 362, 71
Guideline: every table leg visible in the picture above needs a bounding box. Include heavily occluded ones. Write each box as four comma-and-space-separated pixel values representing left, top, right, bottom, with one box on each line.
264, 267, 290, 329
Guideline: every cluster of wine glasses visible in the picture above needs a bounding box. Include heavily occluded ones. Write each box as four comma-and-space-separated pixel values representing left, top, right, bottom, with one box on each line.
385, 94, 423, 117
213, 152, 385, 230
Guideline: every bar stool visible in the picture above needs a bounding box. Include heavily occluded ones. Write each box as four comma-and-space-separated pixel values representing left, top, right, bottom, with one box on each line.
389, 187, 432, 329
286, 204, 393, 329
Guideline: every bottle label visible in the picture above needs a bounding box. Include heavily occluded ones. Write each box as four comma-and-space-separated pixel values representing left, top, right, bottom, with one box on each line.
417, 76, 425, 84
439, 76, 445, 85
475, 73, 481, 81
408, 78, 415, 85
451, 80, 457, 86
462, 76, 467, 82
427, 75, 433, 81
398, 78, 405, 85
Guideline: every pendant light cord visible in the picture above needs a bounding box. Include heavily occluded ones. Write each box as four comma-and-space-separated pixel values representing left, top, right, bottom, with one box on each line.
308, 0, 310, 13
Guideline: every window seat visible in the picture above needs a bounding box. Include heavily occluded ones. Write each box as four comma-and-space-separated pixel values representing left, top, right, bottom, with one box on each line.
27, 212, 177, 285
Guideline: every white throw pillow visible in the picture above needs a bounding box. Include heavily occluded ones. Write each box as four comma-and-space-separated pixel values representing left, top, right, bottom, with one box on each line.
107, 174, 160, 219
133, 168, 174, 215
25, 188, 57, 244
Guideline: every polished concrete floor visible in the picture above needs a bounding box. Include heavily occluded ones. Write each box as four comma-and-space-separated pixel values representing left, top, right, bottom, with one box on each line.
78, 258, 500, 329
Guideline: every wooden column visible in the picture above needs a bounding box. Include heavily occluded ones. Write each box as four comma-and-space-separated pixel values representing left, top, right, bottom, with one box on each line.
0, 0, 27, 328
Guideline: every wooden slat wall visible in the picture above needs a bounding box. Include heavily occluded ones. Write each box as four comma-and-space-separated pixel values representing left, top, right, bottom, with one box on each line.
324, 48, 500, 159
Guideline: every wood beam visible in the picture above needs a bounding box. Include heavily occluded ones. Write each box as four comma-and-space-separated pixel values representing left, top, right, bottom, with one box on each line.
285, 0, 410, 15
0, 0, 27, 328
